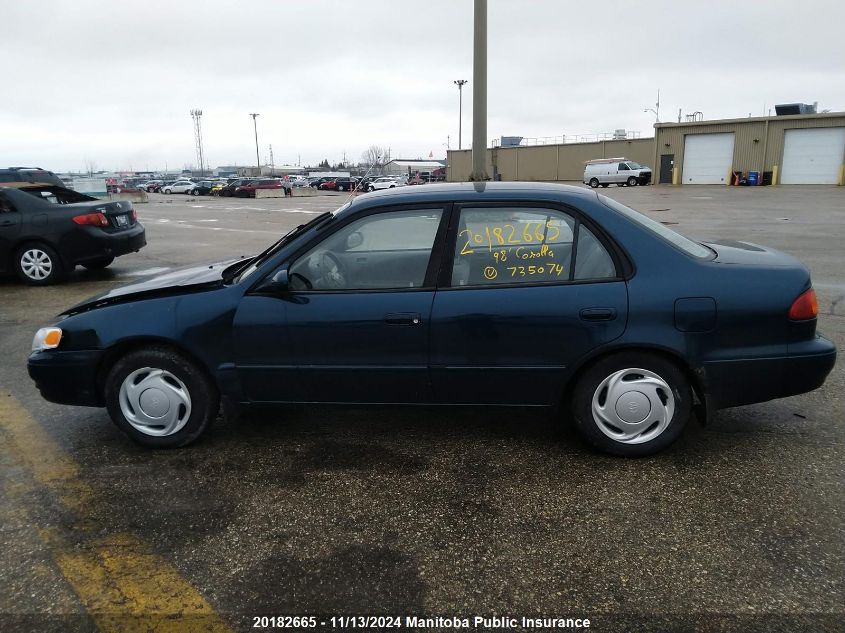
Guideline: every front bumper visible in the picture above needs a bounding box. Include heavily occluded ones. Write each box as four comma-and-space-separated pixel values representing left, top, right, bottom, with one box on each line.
28, 349, 104, 407
703, 334, 836, 409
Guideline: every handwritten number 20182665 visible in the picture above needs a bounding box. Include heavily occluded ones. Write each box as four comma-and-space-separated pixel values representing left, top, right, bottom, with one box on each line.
459, 222, 561, 256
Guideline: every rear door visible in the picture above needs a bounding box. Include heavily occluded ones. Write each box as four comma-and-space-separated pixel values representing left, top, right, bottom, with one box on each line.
430, 202, 628, 405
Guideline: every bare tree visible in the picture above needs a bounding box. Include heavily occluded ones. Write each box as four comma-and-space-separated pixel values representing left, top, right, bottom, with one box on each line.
361, 145, 390, 168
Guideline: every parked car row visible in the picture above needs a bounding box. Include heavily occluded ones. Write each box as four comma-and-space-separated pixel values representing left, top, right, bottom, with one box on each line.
132, 174, 420, 197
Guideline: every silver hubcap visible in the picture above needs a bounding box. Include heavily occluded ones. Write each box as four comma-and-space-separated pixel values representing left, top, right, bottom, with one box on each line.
591, 367, 674, 444
118, 367, 192, 436
21, 249, 53, 280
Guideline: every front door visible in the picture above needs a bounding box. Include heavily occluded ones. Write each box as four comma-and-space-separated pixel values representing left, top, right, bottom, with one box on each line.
430, 204, 627, 405
233, 205, 448, 404
659, 154, 675, 184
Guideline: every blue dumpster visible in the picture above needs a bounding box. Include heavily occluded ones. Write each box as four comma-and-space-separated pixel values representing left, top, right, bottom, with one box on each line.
747, 171, 760, 186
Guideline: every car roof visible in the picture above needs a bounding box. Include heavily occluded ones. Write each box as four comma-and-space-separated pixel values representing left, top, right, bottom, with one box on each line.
346, 181, 596, 213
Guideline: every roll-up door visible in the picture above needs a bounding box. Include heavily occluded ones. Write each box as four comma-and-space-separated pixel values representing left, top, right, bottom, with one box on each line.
682, 133, 735, 184
781, 128, 845, 184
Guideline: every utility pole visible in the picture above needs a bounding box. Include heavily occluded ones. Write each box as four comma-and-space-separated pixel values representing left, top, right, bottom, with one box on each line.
469, 0, 488, 181
249, 113, 260, 175
190, 109, 205, 176
454, 79, 468, 150
269, 144, 275, 172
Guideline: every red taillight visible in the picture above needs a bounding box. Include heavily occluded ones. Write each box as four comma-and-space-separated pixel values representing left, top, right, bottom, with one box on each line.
72, 212, 109, 227
130, 208, 137, 221
789, 288, 818, 321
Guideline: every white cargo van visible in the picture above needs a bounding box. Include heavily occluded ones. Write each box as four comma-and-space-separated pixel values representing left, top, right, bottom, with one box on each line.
583, 159, 652, 188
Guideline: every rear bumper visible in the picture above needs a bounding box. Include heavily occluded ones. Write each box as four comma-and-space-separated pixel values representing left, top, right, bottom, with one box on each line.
64, 223, 146, 266
28, 349, 104, 407
703, 334, 836, 409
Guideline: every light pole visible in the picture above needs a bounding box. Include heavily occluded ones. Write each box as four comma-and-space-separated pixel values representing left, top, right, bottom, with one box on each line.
190, 109, 205, 176
453, 79, 468, 150
469, 0, 488, 181
249, 113, 260, 175
644, 89, 660, 123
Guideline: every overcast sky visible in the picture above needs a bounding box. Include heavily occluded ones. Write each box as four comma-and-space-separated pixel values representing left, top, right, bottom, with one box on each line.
1, 0, 843, 173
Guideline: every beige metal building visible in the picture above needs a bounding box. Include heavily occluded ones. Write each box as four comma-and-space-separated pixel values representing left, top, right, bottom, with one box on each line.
653, 112, 845, 185
447, 112, 845, 186
447, 138, 654, 182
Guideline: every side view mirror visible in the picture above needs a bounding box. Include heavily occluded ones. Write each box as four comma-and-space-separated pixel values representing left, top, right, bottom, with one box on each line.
346, 231, 364, 250
256, 268, 289, 294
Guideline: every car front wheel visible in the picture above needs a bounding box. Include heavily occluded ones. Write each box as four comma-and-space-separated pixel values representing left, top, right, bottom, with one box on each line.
589, 178, 600, 188
571, 352, 691, 456
627, 176, 638, 186
14, 243, 63, 285
164, 189, 171, 194
104, 347, 219, 448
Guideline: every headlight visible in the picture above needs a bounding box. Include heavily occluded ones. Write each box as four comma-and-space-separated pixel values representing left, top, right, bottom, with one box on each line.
32, 327, 62, 352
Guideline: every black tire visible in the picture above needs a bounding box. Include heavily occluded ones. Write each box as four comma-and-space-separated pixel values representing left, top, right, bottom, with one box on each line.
588, 178, 600, 188
570, 352, 692, 457
191, 188, 199, 196
104, 346, 219, 448
627, 176, 638, 187
164, 189, 172, 194
82, 256, 114, 270
14, 242, 64, 285
367, 186, 375, 192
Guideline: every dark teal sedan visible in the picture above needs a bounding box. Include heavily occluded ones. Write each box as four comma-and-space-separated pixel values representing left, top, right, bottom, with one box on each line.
28, 183, 836, 456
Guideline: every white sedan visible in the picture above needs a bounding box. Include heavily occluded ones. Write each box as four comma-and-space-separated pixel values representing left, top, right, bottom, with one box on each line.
367, 177, 406, 192
162, 180, 196, 194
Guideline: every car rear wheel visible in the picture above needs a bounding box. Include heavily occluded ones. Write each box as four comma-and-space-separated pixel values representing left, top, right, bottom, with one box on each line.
571, 352, 691, 456
82, 256, 114, 270
191, 189, 199, 196
105, 347, 219, 448
589, 178, 599, 188
627, 176, 638, 187
600, 183, 609, 188
14, 243, 63, 285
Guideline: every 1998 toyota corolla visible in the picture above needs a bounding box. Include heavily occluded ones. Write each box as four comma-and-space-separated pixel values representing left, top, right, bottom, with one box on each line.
28, 183, 836, 456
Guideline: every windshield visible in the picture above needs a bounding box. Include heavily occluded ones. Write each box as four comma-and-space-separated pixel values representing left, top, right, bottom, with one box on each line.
598, 195, 713, 259
234, 204, 350, 282
626, 162, 643, 169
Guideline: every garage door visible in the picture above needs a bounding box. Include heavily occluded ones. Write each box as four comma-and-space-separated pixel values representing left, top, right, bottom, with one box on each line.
781, 127, 845, 184
682, 133, 735, 184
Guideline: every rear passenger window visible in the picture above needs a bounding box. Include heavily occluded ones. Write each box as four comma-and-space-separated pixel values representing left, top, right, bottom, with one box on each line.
451, 207, 617, 286
451, 207, 575, 286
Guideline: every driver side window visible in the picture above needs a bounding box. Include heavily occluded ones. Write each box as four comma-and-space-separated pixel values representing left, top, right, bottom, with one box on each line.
289, 208, 443, 290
